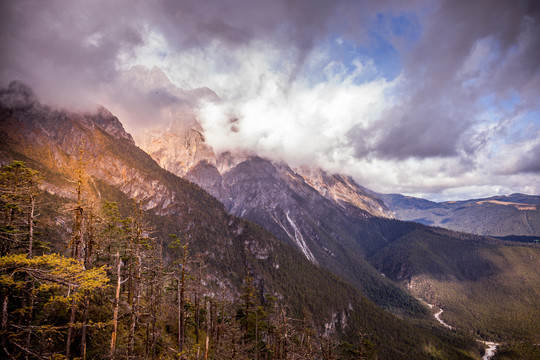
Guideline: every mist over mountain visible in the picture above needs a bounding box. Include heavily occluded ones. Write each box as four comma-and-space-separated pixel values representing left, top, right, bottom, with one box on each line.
3, 0, 540, 201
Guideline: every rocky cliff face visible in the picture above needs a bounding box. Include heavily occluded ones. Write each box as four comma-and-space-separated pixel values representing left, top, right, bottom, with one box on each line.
143, 126, 216, 177
294, 166, 392, 218
127, 65, 220, 179
138, 112, 393, 264
0, 81, 179, 215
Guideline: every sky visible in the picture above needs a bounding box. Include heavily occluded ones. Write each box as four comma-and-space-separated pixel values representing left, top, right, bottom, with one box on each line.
1, 0, 539, 201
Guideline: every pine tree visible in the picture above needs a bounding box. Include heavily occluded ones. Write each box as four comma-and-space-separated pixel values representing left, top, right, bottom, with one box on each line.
0, 161, 42, 358
0, 160, 41, 257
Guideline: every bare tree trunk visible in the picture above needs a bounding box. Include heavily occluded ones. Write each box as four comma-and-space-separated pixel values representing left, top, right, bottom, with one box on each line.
150, 239, 164, 360
145, 282, 152, 359
178, 243, 187, 354
110, 252, 122, 360
128, 253, 141, 360
1, 294, 8, 350
24, 283, 35, 360
80, 294, 89, 360
80, 210, 95, 360
22, 196, 36, 360
66, 219, 83, 359
195, 292, 200, 345
178, 278, 184, 353
204, 300, 210, 360
255, 310, 259, 360
65, 294, 77, 359
194, 257, 204, 347
129, 305, 136, 359
27, 195, 34, 258
151, 280, 158, 360
67, 156, 85, 360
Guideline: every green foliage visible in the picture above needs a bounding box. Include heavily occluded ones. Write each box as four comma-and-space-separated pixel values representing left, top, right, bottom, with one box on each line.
370, 223, 540, 357
0, 171, 480, 359
0, 253, 108, 297
0, 253, 109, 358
494, 342, 540, 359
0, 160, 42, 256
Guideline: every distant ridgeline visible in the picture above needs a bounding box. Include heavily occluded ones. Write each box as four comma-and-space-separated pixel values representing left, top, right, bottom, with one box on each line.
380, 193, 540, 238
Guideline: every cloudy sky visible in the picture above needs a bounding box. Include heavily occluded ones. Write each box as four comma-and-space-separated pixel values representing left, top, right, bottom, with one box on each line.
1, 0, 539, 201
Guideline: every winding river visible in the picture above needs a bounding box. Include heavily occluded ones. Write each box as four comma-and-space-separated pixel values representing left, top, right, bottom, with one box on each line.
422, 301, 498, 359
480, 341, 499, 360
426, 303, 454, 329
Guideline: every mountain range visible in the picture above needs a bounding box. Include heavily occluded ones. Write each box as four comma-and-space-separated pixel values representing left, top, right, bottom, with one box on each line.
1, 79, 539, 359
381, 193, 540, 238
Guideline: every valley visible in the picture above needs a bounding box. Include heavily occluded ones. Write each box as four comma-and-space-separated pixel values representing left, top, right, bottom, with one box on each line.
1, 82, 539, 359
2, 0, 539, 358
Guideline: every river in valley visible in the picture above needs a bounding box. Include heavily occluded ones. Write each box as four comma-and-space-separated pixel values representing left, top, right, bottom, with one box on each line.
422, 300, 498, 359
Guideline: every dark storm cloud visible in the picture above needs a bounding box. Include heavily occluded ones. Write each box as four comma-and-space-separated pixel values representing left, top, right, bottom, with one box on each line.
0, 0, 147, 107
348, 0, 540, 160
0, 0, 357, 117
0, 0, 426, 106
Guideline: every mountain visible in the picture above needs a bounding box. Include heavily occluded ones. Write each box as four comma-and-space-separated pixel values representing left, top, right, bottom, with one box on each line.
0, 81, 486, 359
381, 193, 540, 238
146, 135, 423, 316
135, 69, 425, 316
124, 69, 540, 358
140, 103, 540, 357
4, 79, 539, 358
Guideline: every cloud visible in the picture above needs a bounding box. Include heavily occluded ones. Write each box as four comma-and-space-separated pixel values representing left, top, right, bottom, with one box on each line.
1, 0, 539, 200
196, 52, 394, 166
502, 139, 540, 174
347, 0, 540, 161
0, 0, 146, 109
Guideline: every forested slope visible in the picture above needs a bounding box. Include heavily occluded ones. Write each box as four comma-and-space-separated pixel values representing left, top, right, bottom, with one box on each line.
0, 82, 482, 359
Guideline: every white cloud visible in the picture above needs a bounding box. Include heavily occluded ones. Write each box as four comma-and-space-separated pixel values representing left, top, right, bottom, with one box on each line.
3, 0, 538, 200
102, 25, 540, 201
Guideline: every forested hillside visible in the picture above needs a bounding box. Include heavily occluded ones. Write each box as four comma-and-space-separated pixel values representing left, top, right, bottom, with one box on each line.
0, 82, 483, 359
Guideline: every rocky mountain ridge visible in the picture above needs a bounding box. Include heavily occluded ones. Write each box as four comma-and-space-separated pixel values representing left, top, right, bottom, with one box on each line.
138, 113, 540, 356
139, 114, 395, 261
140, 126, 423, 314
